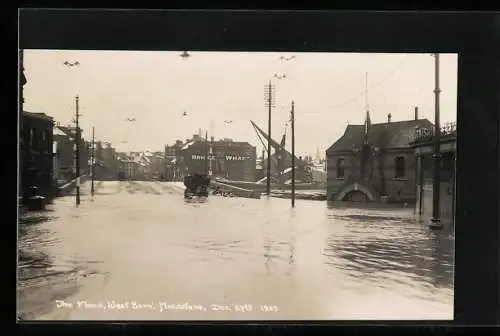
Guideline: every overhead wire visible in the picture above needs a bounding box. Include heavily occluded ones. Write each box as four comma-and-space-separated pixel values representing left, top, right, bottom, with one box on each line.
330, 57, 411, 111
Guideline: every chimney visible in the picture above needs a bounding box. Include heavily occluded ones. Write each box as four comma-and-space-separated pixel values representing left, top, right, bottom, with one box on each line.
387, 113, 392, 124
414, 106, 419, 120
210, 136, 214, 142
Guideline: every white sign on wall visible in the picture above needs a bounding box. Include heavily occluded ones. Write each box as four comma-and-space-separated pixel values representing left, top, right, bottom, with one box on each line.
191, 155, 251, 161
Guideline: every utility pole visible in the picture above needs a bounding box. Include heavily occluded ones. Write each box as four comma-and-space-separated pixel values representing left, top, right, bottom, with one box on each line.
291, 101, 296, 208
91, 126, 95, 196
204, 130, 208, 175
430, 53, 442, 229
75, 95, 81, 205
264, 81, 275, 195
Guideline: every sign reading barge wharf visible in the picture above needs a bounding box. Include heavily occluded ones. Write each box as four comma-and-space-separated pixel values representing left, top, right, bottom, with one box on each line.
191, 155, 252, 161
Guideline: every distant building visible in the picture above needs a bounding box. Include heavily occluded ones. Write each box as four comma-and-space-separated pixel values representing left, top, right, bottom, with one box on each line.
20, 111, 54, 202
178, 135, 256, 182
53, 125, 74, 183
94, 141, 118, 180
54, 125, 90, 183
326, 110, 432, 203
410, 122, 456, 223
164, 141, 183, 181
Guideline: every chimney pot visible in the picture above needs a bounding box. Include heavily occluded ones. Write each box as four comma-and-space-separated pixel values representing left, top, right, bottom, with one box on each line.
414, 106, 419, 120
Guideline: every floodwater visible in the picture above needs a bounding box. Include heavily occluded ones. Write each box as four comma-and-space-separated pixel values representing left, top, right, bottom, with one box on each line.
17, 181, 454, 321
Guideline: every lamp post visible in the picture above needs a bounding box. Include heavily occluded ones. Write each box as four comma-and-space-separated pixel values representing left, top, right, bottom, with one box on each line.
430, 53, 443, 230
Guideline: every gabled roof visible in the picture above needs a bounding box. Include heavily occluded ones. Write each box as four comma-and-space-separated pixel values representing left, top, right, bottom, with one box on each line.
23, 111, 53, 121
326, 118, 433, 153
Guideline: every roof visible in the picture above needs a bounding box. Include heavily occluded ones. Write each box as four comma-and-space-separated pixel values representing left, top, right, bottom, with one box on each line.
179, 139, 253, 152
53, 127, 67, 136
326, 118, 433, 153
57, 126, 75, 137
23, 111, 53, 121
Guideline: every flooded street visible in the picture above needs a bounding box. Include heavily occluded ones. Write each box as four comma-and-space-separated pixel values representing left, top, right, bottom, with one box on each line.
17, 181, 454, 321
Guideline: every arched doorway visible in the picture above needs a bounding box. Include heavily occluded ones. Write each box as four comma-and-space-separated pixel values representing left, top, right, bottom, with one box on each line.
342, 190, 369, 202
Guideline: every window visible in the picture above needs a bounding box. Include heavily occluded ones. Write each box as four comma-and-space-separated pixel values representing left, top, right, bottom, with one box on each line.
337, 158, 345, 178
46, 130, 51, 153
41, 130, 47, 152
395, 156, 405, 178
29, 128, 34, 150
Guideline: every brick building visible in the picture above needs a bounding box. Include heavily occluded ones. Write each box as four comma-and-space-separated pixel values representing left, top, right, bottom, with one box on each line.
20, 111, 55, 202
326, 110, 432, 203
179, 135, 256, 182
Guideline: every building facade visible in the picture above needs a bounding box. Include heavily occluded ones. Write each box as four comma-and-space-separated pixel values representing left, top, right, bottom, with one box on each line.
53, 125, 90, 184
411, 123, 456, 224
326, 110, 433, 203
94, 141, 119, 180
20, 111, 54, 201
53, 126, 74, 183
179, 136, 257, 182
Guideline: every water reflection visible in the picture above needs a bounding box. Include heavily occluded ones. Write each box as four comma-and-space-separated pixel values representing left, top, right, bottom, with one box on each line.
18, 182, 454, 320
323, 206, 454, 302
17, 201, 105, 320
261, 209, 297, 277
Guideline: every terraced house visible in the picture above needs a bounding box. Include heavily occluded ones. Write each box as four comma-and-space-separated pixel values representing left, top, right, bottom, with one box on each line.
326, 108, 432, 203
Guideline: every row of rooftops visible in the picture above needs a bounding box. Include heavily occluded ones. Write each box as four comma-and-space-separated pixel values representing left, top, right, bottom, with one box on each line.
326, 108, 456, 154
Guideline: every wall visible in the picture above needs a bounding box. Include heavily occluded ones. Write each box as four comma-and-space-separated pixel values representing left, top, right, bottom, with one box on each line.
181, 141, 256, 181
414, 148, 456, 224
416, 180, 455, 224
379, 151, 418, 202
326, 148, 417, 202
54, 134, 73, 181
326, 152, 353, 200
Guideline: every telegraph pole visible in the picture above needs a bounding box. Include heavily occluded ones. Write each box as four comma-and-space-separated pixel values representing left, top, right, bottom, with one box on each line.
91, 126, 95, 196
75, 95, 81, 205
291, 101, 296, 208
204, 130, 208, 175
264, 81, 275, 195
430, 53, 442, 229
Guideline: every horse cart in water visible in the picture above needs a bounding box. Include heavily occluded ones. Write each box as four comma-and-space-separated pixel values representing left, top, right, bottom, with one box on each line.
183, 174, 210, 199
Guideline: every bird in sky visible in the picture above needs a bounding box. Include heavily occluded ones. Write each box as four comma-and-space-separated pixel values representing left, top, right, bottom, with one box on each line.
274, 73, 287, 80
279, 56, 296, 61
126, 118, 136, 122
63, 61, 80, 67
182, 111, 188, 116
180, 51, 191, 59
224, 120, 233, 124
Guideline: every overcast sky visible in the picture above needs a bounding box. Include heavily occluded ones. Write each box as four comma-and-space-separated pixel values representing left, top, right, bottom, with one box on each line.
23, 50, 457, 158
